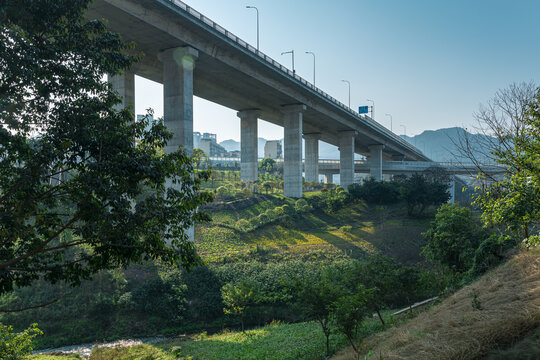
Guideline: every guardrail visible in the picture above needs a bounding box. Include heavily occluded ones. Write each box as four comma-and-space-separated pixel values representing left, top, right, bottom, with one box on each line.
165, 0, 424, 158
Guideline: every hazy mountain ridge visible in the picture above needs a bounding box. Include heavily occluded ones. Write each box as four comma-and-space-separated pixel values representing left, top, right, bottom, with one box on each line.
219, 127, 493, 162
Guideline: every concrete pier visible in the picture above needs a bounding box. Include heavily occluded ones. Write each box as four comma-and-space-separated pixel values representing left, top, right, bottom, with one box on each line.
323, 172, 333, 184
369, 144, 384, 181
238, 109, 261, 182
159, 46, 198, 156
304, 133, 321, 183
339, 131, 356, 189
159, 46, 198, 241
108, 69, 135, 114
283, 104, 306, 198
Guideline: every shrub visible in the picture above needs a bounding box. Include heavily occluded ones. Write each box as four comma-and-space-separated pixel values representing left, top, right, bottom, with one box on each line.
236, 219, 250, 232
348, 179, 400, 204
339, 225, 352, 233
294, 198, 310, 212
0, 323, 42, 360
422, 204, 489, 273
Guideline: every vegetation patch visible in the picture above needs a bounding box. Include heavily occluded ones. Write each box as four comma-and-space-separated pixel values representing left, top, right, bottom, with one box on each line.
332, 248, 540, 359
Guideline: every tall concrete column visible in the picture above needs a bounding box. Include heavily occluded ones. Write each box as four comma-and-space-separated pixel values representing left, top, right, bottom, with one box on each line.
159, 46, 198, 156
304, 133, 321, 183
283, 104, 306, 198
237, 110, 260, 182
339, 131, 356, 189
108, 69, 135, 114
369, 144, 384, 181
158, 46, 198, 241
448, 177, 456, 204
323, 172, 334, 184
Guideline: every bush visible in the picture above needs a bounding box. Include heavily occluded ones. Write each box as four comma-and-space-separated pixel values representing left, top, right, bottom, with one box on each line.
348, 179, 400, 204
294, 198, 310, 212
422, 204, 489, 273
469, 235, 514, 275
339, 225, 352, 233
236, 219, 250, 232
0, 323, 42, 360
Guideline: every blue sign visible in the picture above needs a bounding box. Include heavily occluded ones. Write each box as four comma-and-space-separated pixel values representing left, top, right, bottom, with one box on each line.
358, 106, 369, 114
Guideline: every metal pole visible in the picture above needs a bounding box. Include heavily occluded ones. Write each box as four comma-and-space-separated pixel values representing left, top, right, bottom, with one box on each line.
385, 113, 393, 132
281, 50, 295, 73
400, 124, 406, 136
367, 99, 375, 120
305, 51, 315, 85
246, 6, 259, 50
341, 80, 350, 108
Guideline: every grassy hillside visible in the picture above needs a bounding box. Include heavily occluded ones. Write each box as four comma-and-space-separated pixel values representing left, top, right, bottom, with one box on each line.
197, 195, 430, 265
332, 248, 540, 360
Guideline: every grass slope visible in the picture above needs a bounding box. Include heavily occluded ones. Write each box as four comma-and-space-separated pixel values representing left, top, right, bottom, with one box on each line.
332, 248, 540, 360
197, 198, 430, 265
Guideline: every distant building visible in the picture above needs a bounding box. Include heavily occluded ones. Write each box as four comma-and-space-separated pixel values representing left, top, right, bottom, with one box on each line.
198, 132, 228, 156
264, 140, 282, 159
193, 132, 202, 148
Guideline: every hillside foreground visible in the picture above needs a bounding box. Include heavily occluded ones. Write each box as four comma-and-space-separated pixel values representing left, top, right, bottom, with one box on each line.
332, 247, 540, 360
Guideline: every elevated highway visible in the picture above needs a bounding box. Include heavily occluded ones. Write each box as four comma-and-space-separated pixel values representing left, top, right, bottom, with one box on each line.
87, 0, 430, 197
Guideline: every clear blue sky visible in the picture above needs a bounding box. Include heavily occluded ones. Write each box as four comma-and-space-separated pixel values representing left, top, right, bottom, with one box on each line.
134, 0, 540, 142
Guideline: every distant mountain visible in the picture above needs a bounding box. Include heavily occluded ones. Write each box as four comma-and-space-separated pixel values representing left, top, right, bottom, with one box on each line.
219, 127, 491, 162
400, 127, 494, 162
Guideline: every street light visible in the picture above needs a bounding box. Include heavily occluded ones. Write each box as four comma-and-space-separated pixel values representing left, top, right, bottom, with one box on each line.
385, 113, 393, 132
281, 50, 295, 73
366, 99, 375, 120
245, 6, 259, 50
305, 51, 315, 85
341, 80, 351, 108
400, 124, 406, 136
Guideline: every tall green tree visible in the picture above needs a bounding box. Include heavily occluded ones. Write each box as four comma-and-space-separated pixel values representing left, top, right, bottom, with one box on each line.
0, 0, 211, 296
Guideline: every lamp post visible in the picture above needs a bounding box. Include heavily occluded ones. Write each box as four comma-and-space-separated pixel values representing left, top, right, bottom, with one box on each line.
305, 51, 315, 85
341, 80, 351, 108
367, 99, 375, 120
245, 6, 259, 50
400, 124, 406, 136
385, 113, 393, 132
281, 50, 295, 73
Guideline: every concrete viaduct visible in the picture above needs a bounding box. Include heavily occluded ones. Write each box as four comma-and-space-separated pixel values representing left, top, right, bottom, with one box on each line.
87, 0, 429, 198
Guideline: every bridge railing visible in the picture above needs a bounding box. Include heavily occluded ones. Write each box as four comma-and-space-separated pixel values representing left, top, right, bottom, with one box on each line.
166, 0, 424, 159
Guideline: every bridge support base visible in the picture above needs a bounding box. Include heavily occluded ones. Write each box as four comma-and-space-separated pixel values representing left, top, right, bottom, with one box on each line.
238, 110, 260, 182
369, 144, 384, 181
283, 105, 306, 198
323, 172, 334, 184
304, 133, 320, 183
339, 131, 356, 189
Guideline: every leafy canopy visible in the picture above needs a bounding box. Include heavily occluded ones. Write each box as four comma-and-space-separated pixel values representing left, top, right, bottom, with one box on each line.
0, 0, 211, 295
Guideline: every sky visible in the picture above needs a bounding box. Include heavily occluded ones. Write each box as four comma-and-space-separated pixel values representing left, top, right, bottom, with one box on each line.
133, 0, 540, 142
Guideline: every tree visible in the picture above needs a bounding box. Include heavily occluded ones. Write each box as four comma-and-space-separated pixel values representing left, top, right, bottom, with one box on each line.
0, 0, 212, 296
259, 157, 276, 174
399, 174, 449, 216
0, 323, 42, 360
221, 281, 258, 332
422, 204, 489, 273
292, 269, 344, 356
331, 287, 372, 359
455, 83, 540, 245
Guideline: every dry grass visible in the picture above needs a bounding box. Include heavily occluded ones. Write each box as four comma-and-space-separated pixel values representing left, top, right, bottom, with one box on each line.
332, 248, 540, 360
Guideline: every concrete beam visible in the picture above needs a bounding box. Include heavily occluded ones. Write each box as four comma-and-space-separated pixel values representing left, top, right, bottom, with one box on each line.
237, 109, 261, 182
304, 133, 321, 183
159, 46, 199, 156
369, 144, 384, 181
108, 69, 135, 115
283, 104, 306, 198
339, 131, 356, 189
